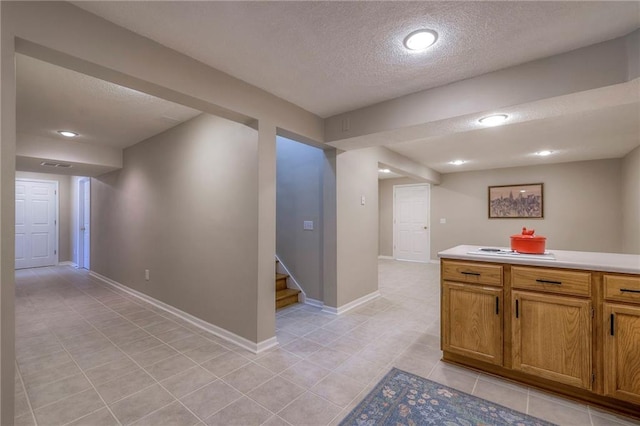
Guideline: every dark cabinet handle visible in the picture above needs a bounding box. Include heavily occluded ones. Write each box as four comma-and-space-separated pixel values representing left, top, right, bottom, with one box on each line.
536, 279, 562, 285
610, 313, 615, 336
515, 300, 519, 318
495, 297, 499, 315
620, 288, 640, 294
461, 271, 481, 276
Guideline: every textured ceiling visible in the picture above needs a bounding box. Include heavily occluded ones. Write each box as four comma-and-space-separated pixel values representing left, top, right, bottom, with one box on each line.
389, 102, 640, 174
16, 2, 640, 177
73, 1, 640, 118
16, 54, 201, 149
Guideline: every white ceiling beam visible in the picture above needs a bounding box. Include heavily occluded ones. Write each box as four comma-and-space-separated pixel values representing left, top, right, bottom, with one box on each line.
5, 1, 324, 144
325, 31, 638, 146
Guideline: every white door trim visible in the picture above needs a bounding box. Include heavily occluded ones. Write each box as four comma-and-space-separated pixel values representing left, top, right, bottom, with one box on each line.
78, 178, 90, 270
15, 178, 59, 269
393, 183, 430, 263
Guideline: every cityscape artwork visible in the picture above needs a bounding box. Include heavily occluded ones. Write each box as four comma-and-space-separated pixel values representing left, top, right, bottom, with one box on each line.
488, 183, 543, 218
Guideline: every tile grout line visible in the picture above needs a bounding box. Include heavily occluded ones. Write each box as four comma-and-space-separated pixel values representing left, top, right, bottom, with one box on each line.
24, 262, 621, 426
27, 267, 171, 424
53, 268, 218, 425
471, 376, 479, 395
30, 269, 125, 424
63, 266, 283, 425
14, 363, 38, 426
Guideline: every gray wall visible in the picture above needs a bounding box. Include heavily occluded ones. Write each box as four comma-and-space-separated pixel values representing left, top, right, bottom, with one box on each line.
91, 114, 263, 342
276, 137, 324, 301
430, 159, 624, 259
336, 148, 379, 306
621, 146, 640, 254
378, 177, 421, 257
15, 171, 72, 262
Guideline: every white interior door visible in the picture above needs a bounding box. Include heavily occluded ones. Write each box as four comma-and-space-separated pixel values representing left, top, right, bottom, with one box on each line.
393, 184, 430, 262
15, 179, 58, 269
79, 178, 90, 270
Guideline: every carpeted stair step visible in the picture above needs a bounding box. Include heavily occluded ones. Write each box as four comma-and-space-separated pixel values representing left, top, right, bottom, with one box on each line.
276, 288, 300, 309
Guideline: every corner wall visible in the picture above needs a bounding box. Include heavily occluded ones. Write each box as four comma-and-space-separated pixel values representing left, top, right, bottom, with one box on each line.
621, 146, 640, 254
276, 137, 324, 301
91, 114, 263, 342
335, 148, 379, 307
431, 159, 624, 258
0, 3, 16, 420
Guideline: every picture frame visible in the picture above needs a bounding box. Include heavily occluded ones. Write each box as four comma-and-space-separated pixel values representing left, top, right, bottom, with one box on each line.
488, 183, 543, 219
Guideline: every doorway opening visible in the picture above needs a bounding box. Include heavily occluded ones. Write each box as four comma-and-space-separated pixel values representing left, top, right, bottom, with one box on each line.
78, 178, 90, 270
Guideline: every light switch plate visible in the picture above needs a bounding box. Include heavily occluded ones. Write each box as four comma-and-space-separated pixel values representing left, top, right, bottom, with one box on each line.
361, 196, 366, 206
303, 221, 314, 230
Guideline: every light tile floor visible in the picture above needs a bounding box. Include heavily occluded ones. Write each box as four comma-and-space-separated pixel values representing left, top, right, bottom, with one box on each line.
13, 260, 640, 425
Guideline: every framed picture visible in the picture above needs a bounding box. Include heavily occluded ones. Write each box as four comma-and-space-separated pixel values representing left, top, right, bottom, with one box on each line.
488, 183, 543, 219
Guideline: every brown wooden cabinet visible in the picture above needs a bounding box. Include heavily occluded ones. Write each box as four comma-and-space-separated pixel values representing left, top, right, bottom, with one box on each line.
442, 282, 503, 365
602, 274, 640, 405
512, 290, 592, 389
440, 258, 640, 419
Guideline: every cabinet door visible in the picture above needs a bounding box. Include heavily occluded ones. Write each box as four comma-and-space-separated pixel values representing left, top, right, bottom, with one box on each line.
512, 291, 592, 389
603, 303, 640, 404
442, 282, 503, 365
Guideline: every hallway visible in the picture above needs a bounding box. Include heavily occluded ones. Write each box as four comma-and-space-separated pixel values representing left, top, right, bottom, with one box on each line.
13, 261, 637, 425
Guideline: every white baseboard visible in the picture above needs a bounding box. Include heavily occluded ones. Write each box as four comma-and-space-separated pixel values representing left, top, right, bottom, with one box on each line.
304, 298, 324, 308
89, 271, 278, 354
322, 290, 381, 315
58, 261, 77, 267
430, 259, 440, 264
378, 255, 394, 260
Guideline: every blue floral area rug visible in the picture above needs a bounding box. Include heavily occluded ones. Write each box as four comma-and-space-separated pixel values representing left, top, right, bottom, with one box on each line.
340, 368, 556, 426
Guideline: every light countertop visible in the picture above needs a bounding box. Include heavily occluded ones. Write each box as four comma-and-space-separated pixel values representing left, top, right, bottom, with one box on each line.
438, 245, 640, 275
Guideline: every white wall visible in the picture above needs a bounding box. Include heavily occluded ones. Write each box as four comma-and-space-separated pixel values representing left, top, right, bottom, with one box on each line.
621, 146, 640, 254
91, 114, 265, 343
431, 159, 624, 258
276, 137, 324, 301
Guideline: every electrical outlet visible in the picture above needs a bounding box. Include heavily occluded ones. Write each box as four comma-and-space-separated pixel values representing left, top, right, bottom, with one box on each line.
145, 269, 150, 281
303, 221, 314, 230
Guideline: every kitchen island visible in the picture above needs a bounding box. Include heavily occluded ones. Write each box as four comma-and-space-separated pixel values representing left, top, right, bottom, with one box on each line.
438, 245, 640, 419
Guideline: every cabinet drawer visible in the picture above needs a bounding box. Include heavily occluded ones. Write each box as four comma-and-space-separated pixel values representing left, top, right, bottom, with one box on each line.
604, 275, 640, 304
442, 261, 502, 286
512, 266, 591, 297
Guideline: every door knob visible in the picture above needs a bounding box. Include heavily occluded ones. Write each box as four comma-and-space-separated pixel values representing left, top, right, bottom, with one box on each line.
423, 226, 428, 229
80, 227, 86, 231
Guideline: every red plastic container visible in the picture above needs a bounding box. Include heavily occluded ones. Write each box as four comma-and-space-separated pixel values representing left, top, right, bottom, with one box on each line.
510, 227, 546, 254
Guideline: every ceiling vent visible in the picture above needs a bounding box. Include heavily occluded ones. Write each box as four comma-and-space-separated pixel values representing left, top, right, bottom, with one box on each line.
40, 161, 72, 168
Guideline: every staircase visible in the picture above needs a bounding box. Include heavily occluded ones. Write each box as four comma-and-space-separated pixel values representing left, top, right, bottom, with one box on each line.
275, 264, 301, 309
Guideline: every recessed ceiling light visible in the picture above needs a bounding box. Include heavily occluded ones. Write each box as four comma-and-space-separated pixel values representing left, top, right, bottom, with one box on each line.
57, 130, 78, 138
449, 160, 466, 166
403, 29, 438, 51
40, 161, 72, 168
478, 114, 508, 126
379, 169, 391, 173
535, 150, 553, 156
